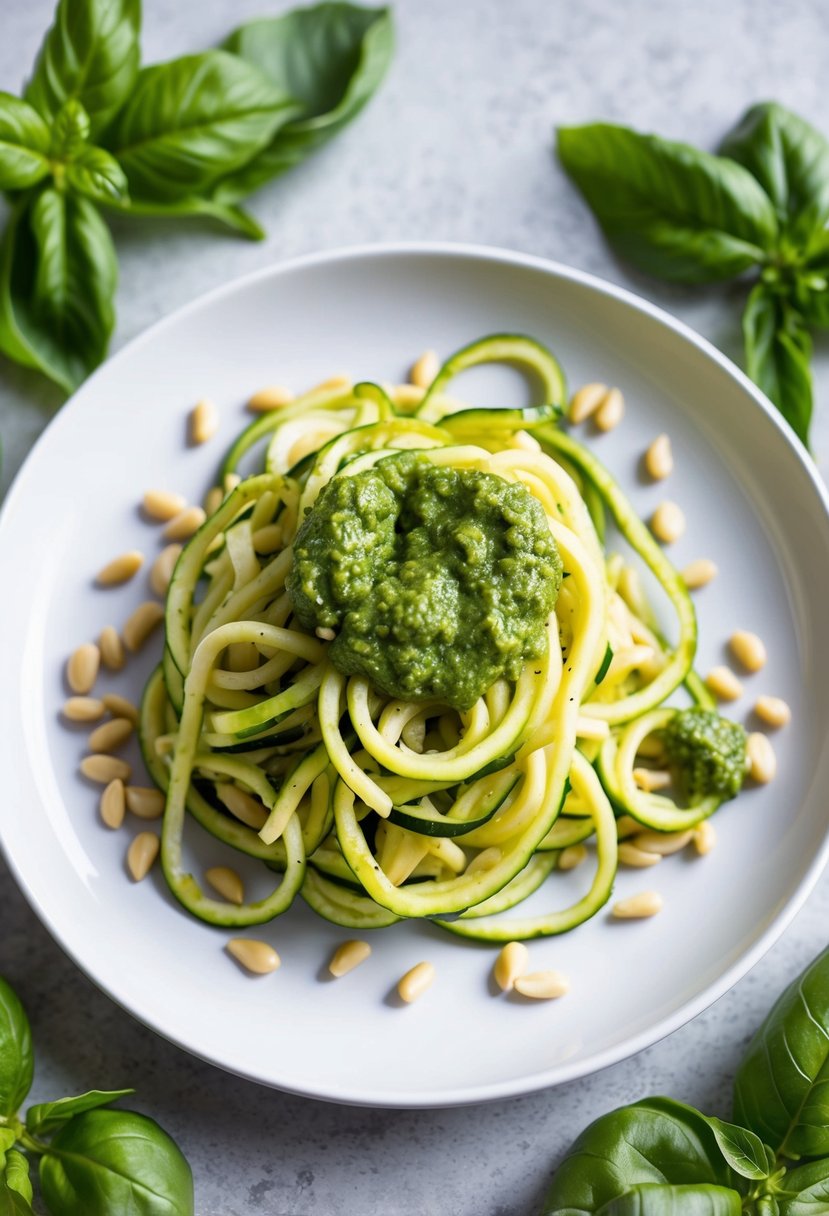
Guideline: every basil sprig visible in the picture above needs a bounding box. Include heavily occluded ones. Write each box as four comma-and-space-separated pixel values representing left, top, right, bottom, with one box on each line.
0, 0, 393, 395
542, 946, 829, 1215
0, 975, 193, 1216
557, 102, 829, 447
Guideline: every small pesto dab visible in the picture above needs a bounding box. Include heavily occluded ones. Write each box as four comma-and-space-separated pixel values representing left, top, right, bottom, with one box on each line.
141, 333, 754, 938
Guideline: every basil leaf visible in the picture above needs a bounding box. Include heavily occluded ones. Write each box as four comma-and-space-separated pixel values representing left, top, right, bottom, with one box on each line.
0, 93, 50, 190
0, 1176, 34, 1216
776, 1158, 829, 1215
26, 1088, 134, 1137
704, 1117, 776, 1181
557, 123, 778, 283
105, 50, 298, 203
65, 146, 129, 203
50, 99, 91, 159
720, 102, 829, 249
4, 1152, 32, 1206
793, 257, 829, 327
742, 283, 813, 445
214, 2, 393, 204
0, 978, 33, 1118
733, 945, 829, 1159
25, 0, 141, 139
595, 1183, 742, 1216
104, 194, 264, 240
39, 1109, 193, 1216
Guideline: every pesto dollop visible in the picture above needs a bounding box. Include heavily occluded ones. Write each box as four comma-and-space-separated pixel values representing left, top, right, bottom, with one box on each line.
662, 708, 747, 802
287, 453, 562, 709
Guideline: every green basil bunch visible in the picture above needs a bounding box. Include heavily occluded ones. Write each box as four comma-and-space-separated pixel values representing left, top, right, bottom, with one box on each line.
0, 0, 393, 394
557, 104, 829, 447
543, 946, 829, 1214
0, 976, 192, 1215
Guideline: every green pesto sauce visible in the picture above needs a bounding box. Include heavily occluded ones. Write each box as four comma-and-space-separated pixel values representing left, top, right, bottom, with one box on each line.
287, 453, 563, 710
662, 708, 747, 802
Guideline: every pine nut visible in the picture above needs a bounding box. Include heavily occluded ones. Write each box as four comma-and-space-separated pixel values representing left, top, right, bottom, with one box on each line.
96, 550, 144, 587
397, 961, 435, 1004
493, 942, 529, 992
612, 891, 663, 919
682, 558, 718, 589
63, 697, 105, 722
558, 844, 587, 871
205, 865, 244, 905
215, 783, 267, 829
143, 489, 187, 522
513, 970, 570, 1000
618, 842, 662, 868
98, 625, 125, 672
190, 397, 219, 445
247, 385, 294, 412
101, 693, 139, 724
633, 768, 672, 793
747, 732, 776, 784
650, 501, 685, 544
595, 387, 624, 432
311, 374, 350, 393
729, 630, 767, 673
150, 544, 181, 597
410, 349, 440, 389
315, 626, 336, 641
705, 665, 743, 702
122, 601, 164, 652
127, 831, 159, 881
88, 717, 133, 753
227, 938, 280, 975
465, 847, 502, 876
223, 473, 241, 495
329, 939, 372, 977
81, 754, 132, 784
644, 434, 673, 480
204, 486, 223, 516
125, 786, 165, 820
393, 384, 425, 409
633, 829, 693, 856
67, 643, 100, 694
694, 820, 716, 856
754, 695, 791, 729
100, 778, 126, 829
163, 506, 205, 541
569, 382, 607, 424
252, 525, 283, 554
615, 815, 641, 839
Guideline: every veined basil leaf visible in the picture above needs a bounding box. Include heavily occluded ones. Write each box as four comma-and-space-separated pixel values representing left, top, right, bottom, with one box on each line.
595, 1183, 742, 1216
26, 1088, 134, 1137
214, 2, 393, 204
105, 50, 298, 203
39, 1109, 193, 1216
103, 193, 264, 240
0, 978, 33, 1118
25, 0, 141, 139
720, 102, 829, 250
704, 1118, 776, 1181
733, 945, 829, 1159
0, 93, 50, 190
776, 1158, 829, 1215
557, 123, 778, 282
742, 283, 813, 445
50, 99, 91, 159
3, 1152, 33, 1206
65, 146, 129, 203
0, 1176, 34, 1216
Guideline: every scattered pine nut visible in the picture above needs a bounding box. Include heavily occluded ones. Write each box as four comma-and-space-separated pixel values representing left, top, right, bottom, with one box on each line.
729, 630, 767, 673
190, 398, 219, 445
63, 696, 105, 723
633, 829, 693, 856
612, 891, 663, 919
247, 385, 294, 412
558, 845, 587, 871
410, 349, 439, 389
127, 831, 159, 881
311, 374, 350, 393
150, 544, 181, 597
205, 866, 245, 905
682, 558, 718, 589
96, 550, 144, 587
204, 486, 223, 516
513, 970, 570, 1000
650, 501, 685, 544
125, 786, 165, 820
315, 626, 336, 641
618, 842, 662, 868
143, 489, 187, 522
122, 601, 164, 652
252, 524, 283, 554
329, 939, 372, 978
393, 384, 425, 409
694, 820, 716, 856
633, 767, 672, 793
747, 732, 776, 784
705, 665, 743, 702
227, 938, 280, 975
569, 382, 607, 424
754, 695, 791, 729
397, 961, 435, 1004
98, 625, 125, 672
66, 643, 100, 694
223, 473, 241, 495
81, 754, 132, 784
88, 717, 133, 753
101, 693, 139, 724
215, 783, 267, 830
594, 387, 624, 432
163, 506, 206, 541
100, 778, 126, 830
644, 434, 673, 480
493, 942, 529, 992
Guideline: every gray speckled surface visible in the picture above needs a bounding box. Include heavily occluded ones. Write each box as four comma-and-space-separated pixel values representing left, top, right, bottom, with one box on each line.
2, 1, 829, 1212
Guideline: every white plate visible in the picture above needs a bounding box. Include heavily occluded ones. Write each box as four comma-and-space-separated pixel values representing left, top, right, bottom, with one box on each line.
3, 243, 829, 1108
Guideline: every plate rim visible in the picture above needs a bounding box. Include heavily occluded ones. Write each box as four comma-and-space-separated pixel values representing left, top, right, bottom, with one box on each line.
3, 239, 829, 1108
